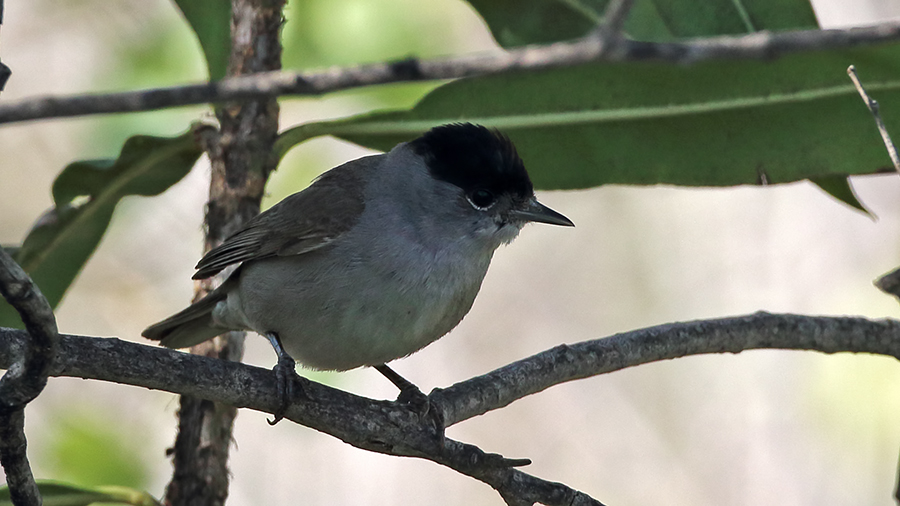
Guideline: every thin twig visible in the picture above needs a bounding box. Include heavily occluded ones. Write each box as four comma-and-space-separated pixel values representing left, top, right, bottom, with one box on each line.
852, 73, 900, 505
431, 312, 900, 425
596, 0, 635, 42
2, 22, 900, 124
0, 247, 59, 506
848, 65, 900, 173
1, 312, 899, 504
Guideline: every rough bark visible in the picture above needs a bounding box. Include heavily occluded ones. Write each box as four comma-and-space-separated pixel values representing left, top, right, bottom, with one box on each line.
163, 1, 283, 505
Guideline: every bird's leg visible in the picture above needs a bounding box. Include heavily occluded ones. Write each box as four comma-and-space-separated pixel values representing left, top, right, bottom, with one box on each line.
265, 332, 299, 425
375, 364, 444, 438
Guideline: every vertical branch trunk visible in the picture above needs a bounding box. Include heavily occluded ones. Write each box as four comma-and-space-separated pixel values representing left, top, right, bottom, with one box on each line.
164, 1, 284, 505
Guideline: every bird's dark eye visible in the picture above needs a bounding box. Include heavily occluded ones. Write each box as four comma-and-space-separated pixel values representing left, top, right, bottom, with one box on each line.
468, 189, 496, 210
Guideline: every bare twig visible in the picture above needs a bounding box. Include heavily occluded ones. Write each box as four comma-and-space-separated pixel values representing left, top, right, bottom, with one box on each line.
852, 65, 900, 503
1, 312, 898, 504
0, 247, 59, 506
431, 312, 900, 425
2, 22, 900, 124
848, 65, 900, 173
596, 0, 635, 43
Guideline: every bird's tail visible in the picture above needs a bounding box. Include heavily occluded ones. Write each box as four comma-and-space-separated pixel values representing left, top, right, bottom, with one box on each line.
142, 291, 227, 349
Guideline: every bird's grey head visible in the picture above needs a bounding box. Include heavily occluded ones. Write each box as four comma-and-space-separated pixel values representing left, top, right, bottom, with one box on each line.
409, 123, 573, 246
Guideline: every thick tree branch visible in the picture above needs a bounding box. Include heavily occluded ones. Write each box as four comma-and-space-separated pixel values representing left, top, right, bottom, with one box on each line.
0, 329, 603, 506
2, 22, 900, 124
2, 312, 898, 504
0, 247, 59, 506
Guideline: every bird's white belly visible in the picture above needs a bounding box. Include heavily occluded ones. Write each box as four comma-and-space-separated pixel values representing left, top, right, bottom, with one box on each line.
230, 247, 490, 371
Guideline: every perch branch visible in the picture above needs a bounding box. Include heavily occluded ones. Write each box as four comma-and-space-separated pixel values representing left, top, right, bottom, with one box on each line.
0, 329, 603, 506
1, 312, 899, 504
2, 22, 900, 124
0, 247, 59, 506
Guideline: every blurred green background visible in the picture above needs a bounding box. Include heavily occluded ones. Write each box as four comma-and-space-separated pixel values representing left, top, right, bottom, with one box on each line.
2, 0, 900, 504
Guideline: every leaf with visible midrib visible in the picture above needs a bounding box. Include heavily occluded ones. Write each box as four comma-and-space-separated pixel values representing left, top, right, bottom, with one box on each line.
275, 43, 900, 194
0, 130, 203, 328
276, 0, 882, 210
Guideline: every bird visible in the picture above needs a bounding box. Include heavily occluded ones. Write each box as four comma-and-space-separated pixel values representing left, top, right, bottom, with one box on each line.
143, 123, 574, 424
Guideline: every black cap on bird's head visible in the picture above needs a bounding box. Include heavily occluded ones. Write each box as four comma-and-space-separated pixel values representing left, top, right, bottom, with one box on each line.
410, 123, 533, 202
410, 123, 574, 227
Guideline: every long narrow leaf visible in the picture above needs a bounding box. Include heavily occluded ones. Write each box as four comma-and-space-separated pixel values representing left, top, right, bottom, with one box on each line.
464, 0, 817, 47
0, 130, 203, 328
172, 0, 231, 80
276, 43, 900, 191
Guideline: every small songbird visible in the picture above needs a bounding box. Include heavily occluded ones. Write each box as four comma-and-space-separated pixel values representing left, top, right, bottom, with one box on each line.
143, 123, 573, 422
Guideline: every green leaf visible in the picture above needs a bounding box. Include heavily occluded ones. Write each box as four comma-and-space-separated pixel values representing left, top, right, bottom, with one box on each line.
465, 0, 604, 47
0, 481, 160, 506
276, 43, 900, 192
0, 130, 203, 328
809, 175, 871, 215
636, 0, 818, 38
464, 0, 818, 47
172, 0, 231, 80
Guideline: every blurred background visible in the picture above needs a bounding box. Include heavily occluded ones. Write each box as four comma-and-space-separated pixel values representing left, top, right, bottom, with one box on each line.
3, 0, 900, 504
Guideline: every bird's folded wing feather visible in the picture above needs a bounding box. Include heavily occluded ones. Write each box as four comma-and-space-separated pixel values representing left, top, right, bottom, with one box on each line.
192, 155, 377, 280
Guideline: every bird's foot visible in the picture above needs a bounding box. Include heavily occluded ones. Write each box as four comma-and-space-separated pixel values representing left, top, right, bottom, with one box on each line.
265, 332, 307, 425
268, 353, 299, 425
375, 364, 445, 441
399, 384, 446, 441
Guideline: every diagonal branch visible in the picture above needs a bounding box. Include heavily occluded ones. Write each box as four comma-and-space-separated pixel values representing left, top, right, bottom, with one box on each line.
2, 22, 900, 125
1, 312, 899, 504
847, 65, 900, 172
431, 311, 900, 426
594, 0, 635, 44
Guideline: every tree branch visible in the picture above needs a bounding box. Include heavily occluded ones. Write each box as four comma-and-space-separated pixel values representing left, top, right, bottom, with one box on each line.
2, 22, 900, 125
2, 312, 898, 504
0, 247, 59, 506
163, 1, 285, 505
432, 312, 900, 426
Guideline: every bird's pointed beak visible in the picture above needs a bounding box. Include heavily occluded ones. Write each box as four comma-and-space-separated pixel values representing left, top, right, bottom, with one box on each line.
510, 197, 574, 227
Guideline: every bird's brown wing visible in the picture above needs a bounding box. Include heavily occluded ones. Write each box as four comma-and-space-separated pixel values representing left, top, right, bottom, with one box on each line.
192, 154, 378, 280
